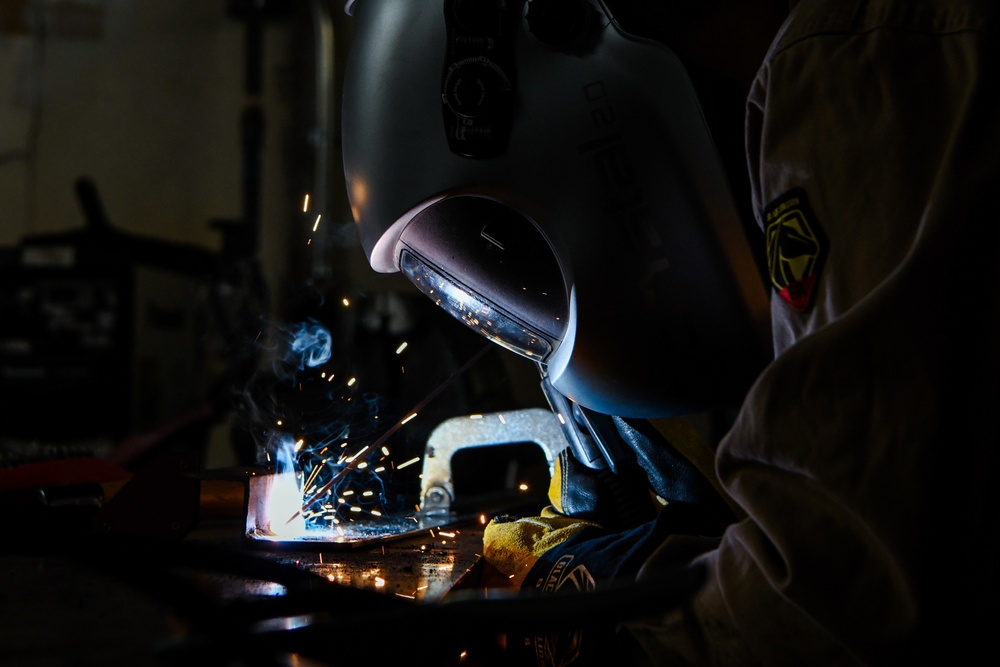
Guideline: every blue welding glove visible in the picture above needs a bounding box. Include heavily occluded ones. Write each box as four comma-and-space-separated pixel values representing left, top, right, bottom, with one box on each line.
615, 415, 743, 530
481, 501, 712, 666
546, 445, 661, 531
551, 414, 741, 533
483, 415, 737, 588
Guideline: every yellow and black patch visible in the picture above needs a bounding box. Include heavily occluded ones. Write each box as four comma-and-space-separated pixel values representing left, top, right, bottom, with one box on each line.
765, 188, 827, 312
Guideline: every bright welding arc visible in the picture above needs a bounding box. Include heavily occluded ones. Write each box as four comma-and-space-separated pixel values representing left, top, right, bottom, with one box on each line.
286, 343, 493, 524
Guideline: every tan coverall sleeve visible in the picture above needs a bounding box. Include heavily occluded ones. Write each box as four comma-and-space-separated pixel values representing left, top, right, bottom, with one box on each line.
621, 1, 1000, 664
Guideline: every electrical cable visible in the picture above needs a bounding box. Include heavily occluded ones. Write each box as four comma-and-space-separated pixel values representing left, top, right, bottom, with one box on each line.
152, 558, 703, 666
11, 529, 702, 666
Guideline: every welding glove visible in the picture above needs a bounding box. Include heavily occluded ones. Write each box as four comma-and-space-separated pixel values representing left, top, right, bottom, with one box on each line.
617, 415, 743, 528
483, 416, 737, 584
479, 416, 739, 665
481, 499, 715, 666
547, 415, 741, 533
481, 416, 737, 587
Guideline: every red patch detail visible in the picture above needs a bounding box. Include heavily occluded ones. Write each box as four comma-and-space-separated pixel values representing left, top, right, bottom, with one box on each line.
778, 273, 819, 312
764, 188, 827, 313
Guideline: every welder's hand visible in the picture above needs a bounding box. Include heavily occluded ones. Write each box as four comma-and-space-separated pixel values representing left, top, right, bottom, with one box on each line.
474, 416, 741, 665
481, 506, 600, 590
480, 503, 679, 666
477, 444, 662, 591
617, 416, 744, 531
548, 447, 661, 531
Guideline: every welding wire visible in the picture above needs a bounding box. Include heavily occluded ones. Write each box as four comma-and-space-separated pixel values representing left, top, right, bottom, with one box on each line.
289, 344, 492, 523
302, 463, 324, 494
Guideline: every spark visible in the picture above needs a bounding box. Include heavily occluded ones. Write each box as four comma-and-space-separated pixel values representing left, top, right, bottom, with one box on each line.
350, 506, 362, 513
396, 593, 415, 599
347, 377, 357, 387
400, 413, 418, 424
498, 414, 506, 424
397, 456, 420, 470
289, 344, 492, 524
519, 483, 529, 491
381, 446, 390, 456
479, 515, 487, 524
345, 445, 369, 463
469, 414, 483, 420
395, 341, 408, 354
439, 531, 456, 538
342, 297, 350, 307
375, 577, 385, 587
303, 464, 324, 493
313, 214, 322, 231
294, 439, 305, 452
302, 193, 310, 212
556, 413, 566, 425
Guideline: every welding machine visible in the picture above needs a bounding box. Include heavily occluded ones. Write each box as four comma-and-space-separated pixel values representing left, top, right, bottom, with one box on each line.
0, 178, 219, 445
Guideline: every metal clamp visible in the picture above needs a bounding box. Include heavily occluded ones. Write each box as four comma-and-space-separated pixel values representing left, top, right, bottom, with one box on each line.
419, 408, 569, 516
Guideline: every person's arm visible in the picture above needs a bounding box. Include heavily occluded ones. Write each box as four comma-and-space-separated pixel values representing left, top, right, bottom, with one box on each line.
622, 2, 1000, 664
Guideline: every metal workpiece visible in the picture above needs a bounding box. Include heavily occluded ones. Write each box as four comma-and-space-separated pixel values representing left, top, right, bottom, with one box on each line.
419, 407, 569, 515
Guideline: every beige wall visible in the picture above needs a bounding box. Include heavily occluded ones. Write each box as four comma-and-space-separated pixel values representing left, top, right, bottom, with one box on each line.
0, 1, 545, 460
0, 0, 297, 296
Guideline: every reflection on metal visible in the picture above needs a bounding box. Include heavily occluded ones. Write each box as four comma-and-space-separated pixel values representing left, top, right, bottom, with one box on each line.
243, 408, 567, 548
419, 408, 568, 515
245, 504, 465, 548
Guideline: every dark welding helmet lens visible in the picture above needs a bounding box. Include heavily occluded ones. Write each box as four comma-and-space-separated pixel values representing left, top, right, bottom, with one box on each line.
397, 195, 567, 361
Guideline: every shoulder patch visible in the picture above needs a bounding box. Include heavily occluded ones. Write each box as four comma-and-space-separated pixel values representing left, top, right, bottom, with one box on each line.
764, 188, 827, 312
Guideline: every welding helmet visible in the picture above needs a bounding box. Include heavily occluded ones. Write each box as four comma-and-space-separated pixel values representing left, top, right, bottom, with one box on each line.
340, 0, 771, 418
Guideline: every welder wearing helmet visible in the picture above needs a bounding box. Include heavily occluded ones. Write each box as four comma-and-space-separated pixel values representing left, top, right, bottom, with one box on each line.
341, 0, 1000, 664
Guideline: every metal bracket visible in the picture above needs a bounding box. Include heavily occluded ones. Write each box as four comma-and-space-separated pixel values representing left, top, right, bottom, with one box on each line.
419, 408, 569, 515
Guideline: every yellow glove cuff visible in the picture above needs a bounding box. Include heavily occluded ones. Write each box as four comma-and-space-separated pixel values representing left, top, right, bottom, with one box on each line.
548, 453, 568, 514
482, 508, 599, 588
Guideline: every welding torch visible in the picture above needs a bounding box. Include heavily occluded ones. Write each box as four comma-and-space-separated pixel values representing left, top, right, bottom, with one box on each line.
538, 370, 658, 528
539, 372, 631, 473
